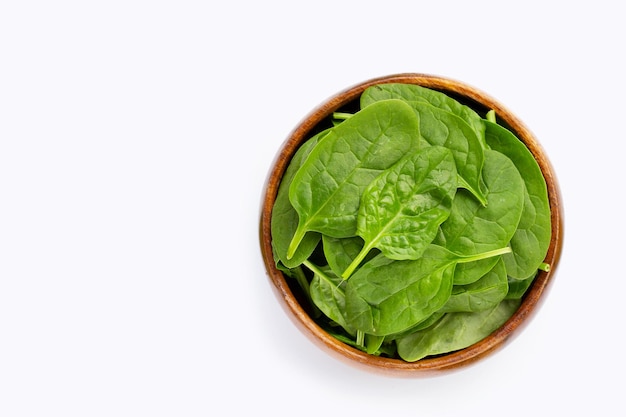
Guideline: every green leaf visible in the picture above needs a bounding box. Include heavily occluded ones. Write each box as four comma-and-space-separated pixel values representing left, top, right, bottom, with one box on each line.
440, 258, 509, 313
361, 84, 489, 204
364, 334, 385, 355
322, 235, 380, 278
361, 83, 487, 146
271, 131, 327, 268
307, 261, 355, 335
287, 99, 421, 258
447, 257, 500, 286
505, 271, 537, 300
484, 120, 552, 279
383, 312, 445, 342
344, 244, 510, 336
435, 149, 525, 284
345, 246, 456, 336
409, 101, 487, 205
396, 299, 521, 362
342, 146, 457, 278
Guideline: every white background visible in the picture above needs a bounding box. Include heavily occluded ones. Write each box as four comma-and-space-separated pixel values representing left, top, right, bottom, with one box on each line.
1, 1, 623, 416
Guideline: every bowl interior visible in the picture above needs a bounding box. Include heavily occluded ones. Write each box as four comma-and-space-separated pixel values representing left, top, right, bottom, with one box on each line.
259, 73, 563, 376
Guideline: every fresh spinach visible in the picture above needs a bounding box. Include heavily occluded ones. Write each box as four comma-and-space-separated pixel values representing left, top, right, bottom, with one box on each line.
396, 299, 521, 362
505, 272, 537, 300
344, 244, 511, 336
408, 101, 488, 205
484, 117, 552, 279
344, 247, 455, 336
322, 235, 366, 278
287, 99, 421, 259
342, 146, 457, 278
322, 235, 381, 279
271, 131, 326, 268
306, 261, 354, 335
434, 149, 525, 284
363, 91, 488, 205
440, 258, 509, 313
270, 83, 551, 362
361, 82, 487, 146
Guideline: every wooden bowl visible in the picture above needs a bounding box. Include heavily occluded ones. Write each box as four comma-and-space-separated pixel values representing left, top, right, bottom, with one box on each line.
259, 73, 563, 376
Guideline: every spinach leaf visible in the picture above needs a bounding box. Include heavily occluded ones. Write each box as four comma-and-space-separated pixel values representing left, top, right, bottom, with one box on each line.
287, 99, 421, 258
342, 146, 458, 278
396, 299, 521, 362
362, 84, 490, 204
434, 149, 525, 284
364, 334, 386, 355
322, 235, 379, 278
447, 257, 500, 286
306, 261, 355, 335
271, 132, 326, 268
344, 244, 511, 336
440, 258, 508, 313
383, 311, 446, 342
484, 119, 552, 279
409, 101, 487, 205
505, 272, 537, 300
326, 329, 393, 357
361, 83, 487, 145
344, 247, 455, 336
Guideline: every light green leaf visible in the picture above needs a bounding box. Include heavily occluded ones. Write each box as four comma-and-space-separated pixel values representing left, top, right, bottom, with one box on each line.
342, 146, 457, 278
271, 131, 326, 268
287, 99, 421, 258
396, 299, 521, 362
344, 244, 510, 336
440, 258, 509, 313
307, 261, 354, 335
435, 149, 525, 284
409, 101, 487, 205
484, 120, 551, 279
361, 83, 487, 145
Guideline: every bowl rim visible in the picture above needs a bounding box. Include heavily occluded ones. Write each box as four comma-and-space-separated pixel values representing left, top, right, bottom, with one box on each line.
259, 73, 564, 376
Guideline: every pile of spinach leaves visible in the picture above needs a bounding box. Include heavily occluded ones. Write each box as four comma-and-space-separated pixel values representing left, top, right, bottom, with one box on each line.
271, 83, 551, 362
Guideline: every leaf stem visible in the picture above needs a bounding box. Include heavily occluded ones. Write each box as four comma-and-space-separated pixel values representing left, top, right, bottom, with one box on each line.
286, 223, 307, 260
333, 112, 354, 120
457, 246, 512, 264
539, 262, 551, 272
292, 266, 311, 296
486, 109, 497, 123
457, 175, 488, 207
356, 330, 365, 348
290, 265, 322, 317
341, 241, 375, 280
303, 260, 342, 292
